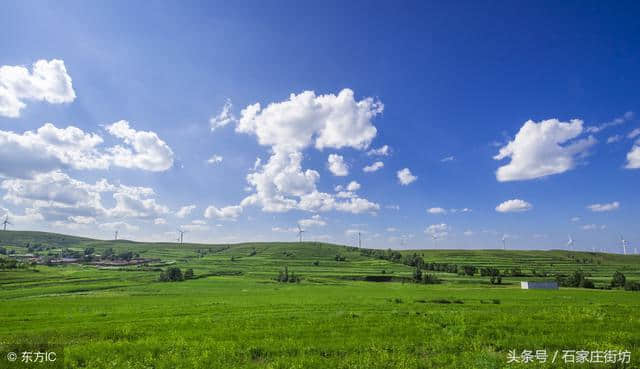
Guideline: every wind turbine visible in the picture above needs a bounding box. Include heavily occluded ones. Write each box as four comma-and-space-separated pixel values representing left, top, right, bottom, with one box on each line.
501, 234, 507, 250
177, 228, 187, 245
620, 235, 628, 255
114, 230, 119, 240
358, 232, 362, 248
297, 225, 305, 243
431, 234, 438, 248
2, 215, 10, 231
567, 235, 574, 251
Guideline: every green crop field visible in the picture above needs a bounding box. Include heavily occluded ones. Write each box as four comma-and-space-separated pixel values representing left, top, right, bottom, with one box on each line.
1, 230, 639, 368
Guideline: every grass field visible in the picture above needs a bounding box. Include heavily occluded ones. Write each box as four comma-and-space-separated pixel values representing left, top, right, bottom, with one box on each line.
1, 230, 639, 368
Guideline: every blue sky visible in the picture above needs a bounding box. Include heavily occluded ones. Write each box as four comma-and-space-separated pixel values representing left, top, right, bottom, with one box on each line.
1, 1, 638, 252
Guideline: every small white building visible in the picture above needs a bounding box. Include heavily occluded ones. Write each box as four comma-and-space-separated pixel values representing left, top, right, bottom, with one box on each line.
521, 281, 558, 290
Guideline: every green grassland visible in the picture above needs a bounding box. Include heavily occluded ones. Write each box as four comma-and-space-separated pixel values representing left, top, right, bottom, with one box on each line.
1, 230, 639, 368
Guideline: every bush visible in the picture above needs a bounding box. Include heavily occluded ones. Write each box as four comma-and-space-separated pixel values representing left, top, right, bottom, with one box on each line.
184, 268, 194, 279
276, 266, 300, 283
580, 278, 595, 289
611, 271, 626, 288
624, 281, 640, 291
462, 265, 476, 276
312, 260, 320, 266
422, 274, 441, 284
413, 267, 423, 282
489, 276, 502, 285
159, 267, 184, 282
334, 254, 346, 262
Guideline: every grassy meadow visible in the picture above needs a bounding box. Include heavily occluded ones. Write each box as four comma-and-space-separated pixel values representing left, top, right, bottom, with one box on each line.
1, 230, 639, 368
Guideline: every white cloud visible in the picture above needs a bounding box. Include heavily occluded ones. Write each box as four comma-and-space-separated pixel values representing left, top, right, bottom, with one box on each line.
463, 230, 474, 236
582, 224, 607, 231
346, 181, 360, 191
440, 156, 455, 162
236, 89, 381, 214
99, 221, 139, 232
272, 226, 296, 233
176, 205, 196, 218
495, 199, 533, 213
298, 214, 326, 228
397, 168, 417, 185
586, 111, 634, 133
0, 122, 174, 179
385, 204, 400, 210
629, 128, 640, 139
363, 161, 384, 172
105, 120, 174, 172
607, 135, 622, 144
68, 216, 96, 224
181, 220, 210, 232
210, 99, 236, 131
207, 155, 223, 164
626, 145, 640, 169
154, 218, 167, 225
386, 227, 397, 232
0, 59, 76, 118
427, 207, 447, 214
425, 223, 449, 238
494, 119, 596, 181
587, 201, 619, 212
237, 89, 381, 152
204, 205, 243, 220
366, 145, 390, 156
327, 154, 348, 176
570, 216, 581, 222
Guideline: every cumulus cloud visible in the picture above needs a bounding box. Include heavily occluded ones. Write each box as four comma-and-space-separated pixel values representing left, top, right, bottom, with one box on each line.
298, 214, 326, 228
363, 161, 384, 172
397, 168, 417, 185
327, 154, 349, 176
587, 201, 619, 212
582, 224, 606, 231
427, 207, 447, 214
494, 119, 596, 181
495, 199, 533, 213
626, 145, 640, 169
236, 89, 381, 214
105, 120, 174, 171
366, 145, 390, 156
176, 205, 196, 218
440, 156, 455, 162
425, 223, 449, 238
346, 181, 360, 191
0, 59, 76, 118
629, 128, 640, 139
0, 122, 174, 179
0, 171, 169, 223
237, 89, 381, 152
154, 218, 167, 225
204, 205, 243, 220
210, 99, 236, 131
99, 221, 139, 232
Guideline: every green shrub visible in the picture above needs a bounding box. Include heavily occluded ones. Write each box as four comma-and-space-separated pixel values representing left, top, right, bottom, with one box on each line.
611, 271, 626, 288
159, 267, 184, 282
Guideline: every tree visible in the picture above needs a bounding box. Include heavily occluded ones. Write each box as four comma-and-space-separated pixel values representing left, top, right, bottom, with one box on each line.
413, 267, 423, 282
159, 267, 184, 282
184, 268, 194, 279
611, 271, 626, 288
462, 265, 476, 276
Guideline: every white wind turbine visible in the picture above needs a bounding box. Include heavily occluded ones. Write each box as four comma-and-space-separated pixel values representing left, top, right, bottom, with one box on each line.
177, 228, 188, 245
431, 234, 438, 248
620, 235, 628, 255
501, 234, 507, 250
2, 215, 10, 231
567, 235, 574, 251
297, 225, 305, 243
